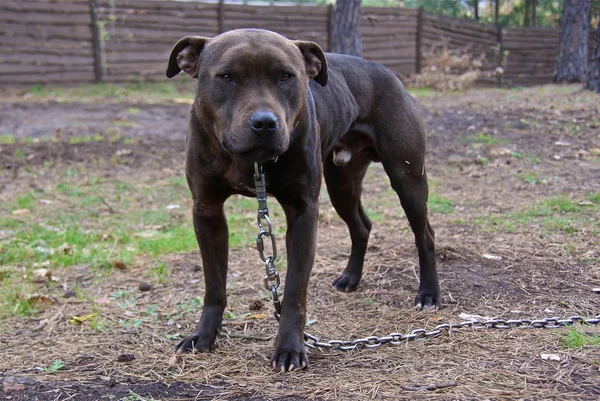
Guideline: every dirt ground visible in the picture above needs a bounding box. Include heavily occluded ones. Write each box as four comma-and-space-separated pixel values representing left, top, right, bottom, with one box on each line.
0, 84, 599, 400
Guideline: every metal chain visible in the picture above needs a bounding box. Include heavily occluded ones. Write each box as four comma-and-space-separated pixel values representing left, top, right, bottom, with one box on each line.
251, 164, 600, 351
303, 315, 600, 351
253, 163, 281, 320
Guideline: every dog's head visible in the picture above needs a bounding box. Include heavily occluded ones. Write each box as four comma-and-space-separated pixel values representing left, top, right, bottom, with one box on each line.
166, 29, 327, 163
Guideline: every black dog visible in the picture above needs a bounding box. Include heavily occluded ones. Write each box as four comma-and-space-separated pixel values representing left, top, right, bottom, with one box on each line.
166, 29, 439, 372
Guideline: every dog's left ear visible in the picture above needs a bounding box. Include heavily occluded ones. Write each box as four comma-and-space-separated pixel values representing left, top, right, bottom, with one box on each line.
166, 36, 209, 79
294, 41, 328, 86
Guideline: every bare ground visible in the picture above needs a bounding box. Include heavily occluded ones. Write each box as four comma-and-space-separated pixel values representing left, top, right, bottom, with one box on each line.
0, 85, 599, 400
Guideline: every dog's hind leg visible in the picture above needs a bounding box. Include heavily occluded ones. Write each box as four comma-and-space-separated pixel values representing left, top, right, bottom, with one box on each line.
324, 149, 372, 292
380, 153, 440, 309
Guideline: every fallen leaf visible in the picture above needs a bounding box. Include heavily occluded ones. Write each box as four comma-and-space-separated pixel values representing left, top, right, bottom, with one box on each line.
27, 294, 58, 306
246, 314, 267, 320
541, 353, 560, 361
168, 353, 179, 366
11, 208, 30, 215
70, 314, 95, 324
588, 148, 600, 156
115, 149, 132, 157
458, 313, 491, 322
165, 204, 181, 210
482, 253, 502, 261
111, 260, 127, 270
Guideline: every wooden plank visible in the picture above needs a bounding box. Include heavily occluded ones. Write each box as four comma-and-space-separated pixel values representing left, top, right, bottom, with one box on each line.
421, 28, 497, 47
105, 51, 168, 63
0, 21, 92, 41
222, 4, 329, 16
97, 0, 220, 12
361, 25, 418, 36
1, 1, 90, 14
364, 42, 416, 53
0, 64, 93, 75
100, 26, 210, 41
0, 36, 92, 50
0, 10, 91, 25
0, 71, 94, 84
96, 10, 220, 25
100, 19, 220, 33
0, 53, 93, 65
362, 7, 419, 17
362, 32, 416, 41
422, 23, 498, 41
422, 13, 498, 35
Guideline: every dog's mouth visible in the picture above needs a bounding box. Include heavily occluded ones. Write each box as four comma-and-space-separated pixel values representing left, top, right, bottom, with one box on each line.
240, 147, 280, 164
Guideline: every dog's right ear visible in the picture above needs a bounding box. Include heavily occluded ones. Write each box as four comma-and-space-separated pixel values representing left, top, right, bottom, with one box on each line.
166, 36, 209, 79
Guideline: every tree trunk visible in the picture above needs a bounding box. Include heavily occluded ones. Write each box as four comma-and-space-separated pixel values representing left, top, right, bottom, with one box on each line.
587, 20, 600, 92
524, 0, 530, 26
531, 0, 537, 27
494, 0, 499, 25
330, 0, 362, 57
473, 0, 479, 21
554, 0, 590, 83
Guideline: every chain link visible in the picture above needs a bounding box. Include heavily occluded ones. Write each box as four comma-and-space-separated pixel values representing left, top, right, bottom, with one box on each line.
251, 164, 599, 352
253, 163, 281, 320
303, 315, 600, 351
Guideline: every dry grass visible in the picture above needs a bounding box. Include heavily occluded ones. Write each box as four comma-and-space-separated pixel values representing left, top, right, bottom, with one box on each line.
1, 85, 600, 400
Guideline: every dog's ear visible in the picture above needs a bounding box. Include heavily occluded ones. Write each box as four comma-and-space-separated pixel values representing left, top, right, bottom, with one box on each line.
294, 41, 328, 87
166, 36, 209, 79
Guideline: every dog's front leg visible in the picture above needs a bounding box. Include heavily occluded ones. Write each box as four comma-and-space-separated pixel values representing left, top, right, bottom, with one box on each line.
271, 198, 319, 371
176, 200, 228, 353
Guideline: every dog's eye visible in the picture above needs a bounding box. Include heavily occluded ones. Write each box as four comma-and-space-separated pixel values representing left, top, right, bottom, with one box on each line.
218, 73, 232, 82
280, 73, 292, 82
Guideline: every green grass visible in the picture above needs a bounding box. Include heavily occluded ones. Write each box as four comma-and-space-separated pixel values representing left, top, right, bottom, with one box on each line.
561, 328, 600, 349
25, 81, 193, 103
35, 359, 65, 373
473, 194, 600, 235
407, 87, 437, 98
0, 135, 16, 144
428, 194, 454, 214
0, 169, 294, 318
463, 132, 506, 146
147, 262, 170, 284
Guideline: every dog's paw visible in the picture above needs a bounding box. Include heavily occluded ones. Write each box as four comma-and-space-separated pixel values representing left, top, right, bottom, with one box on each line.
414, 290, 441, 311
332, 272, 360, 292
175, 331, 216, 353
271, 348, 308, 372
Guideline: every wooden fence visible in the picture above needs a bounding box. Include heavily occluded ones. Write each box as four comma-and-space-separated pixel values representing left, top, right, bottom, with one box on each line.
0, 0, 96, 85
0, 0, 597, 87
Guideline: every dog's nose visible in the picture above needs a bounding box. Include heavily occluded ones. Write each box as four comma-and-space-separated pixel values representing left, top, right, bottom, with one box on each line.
248, 111, 279, 135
